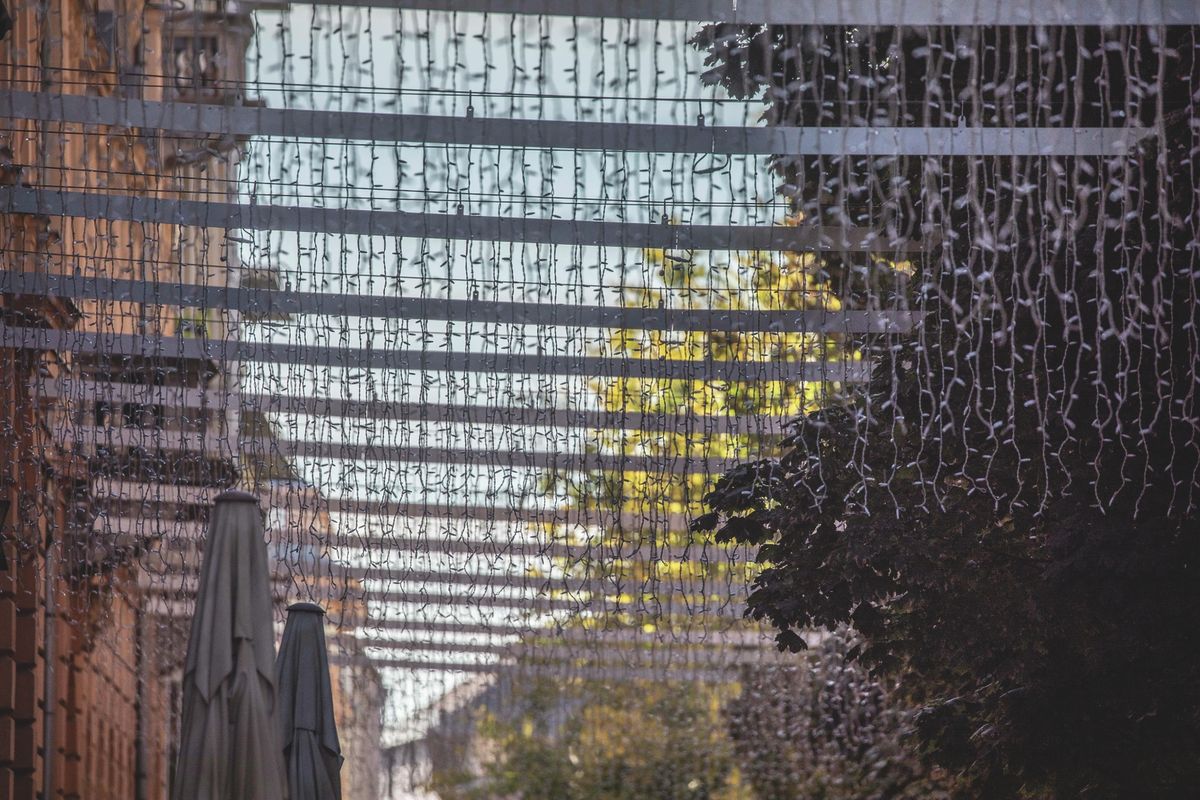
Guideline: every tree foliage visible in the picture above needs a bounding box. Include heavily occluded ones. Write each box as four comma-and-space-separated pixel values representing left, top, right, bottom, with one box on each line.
693, 23, 1200, 798
729, 632, 953, 800
544, 240, 847, 612
552, 241, 838, 518
431, 679, 749, 800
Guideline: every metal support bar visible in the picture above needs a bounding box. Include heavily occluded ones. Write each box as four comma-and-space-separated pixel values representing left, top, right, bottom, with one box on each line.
147, 568, 746, 610
131, 574, 741, 614
331, 656, 740, 683
357, 619, 544, 637
265, 439, 739, 475
0, 187, 916, 252
0, 91, 1154, 157
0, 324, 873, 382
140, 573, 583, 612
139, 548, 749, 601
64, 422, 751, 474
351, 637, 784, 666
98, 515, 750, 563
0, 269, 923, 334
338, 568, 745, 602
141, 561, 615, 596
35, 377, 786, 436
92, 478, 695, 529
350, 584, 745, 614
103, 515, 586, 557
379, 534, 740, 565
269, 0, 1199, 26
356, 620, 778, 648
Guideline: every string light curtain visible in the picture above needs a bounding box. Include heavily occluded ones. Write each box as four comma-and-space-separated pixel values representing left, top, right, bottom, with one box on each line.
1, 0, 1197, 796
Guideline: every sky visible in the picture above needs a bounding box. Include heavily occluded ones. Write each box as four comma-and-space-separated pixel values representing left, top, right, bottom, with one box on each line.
238, 3, 779, 746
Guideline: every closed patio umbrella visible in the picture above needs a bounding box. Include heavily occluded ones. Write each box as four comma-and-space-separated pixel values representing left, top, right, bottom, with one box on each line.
172, 490, 287, 800
275, 602, 343, 800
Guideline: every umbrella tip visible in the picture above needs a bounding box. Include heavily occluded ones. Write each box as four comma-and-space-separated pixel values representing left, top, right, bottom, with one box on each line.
287, 602, 326, 615
215, 489, 260, 505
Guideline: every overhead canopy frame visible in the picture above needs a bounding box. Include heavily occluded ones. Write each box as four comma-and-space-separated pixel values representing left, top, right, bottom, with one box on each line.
141, 572, 746, 615
0, 187, 918, 252
330, 656, 743, 683
143, 561, 745, 601
1, 91, 1155, 157
102, 515, 749, 563
350, 637, 785, 665
0, 324, 873, 382
92, 478, 695, 529
36, 378, 788, 436
286, 0, 1198, 26
356, 619, 778, 646
65, 423, 759, 475
0, 270, 923, 335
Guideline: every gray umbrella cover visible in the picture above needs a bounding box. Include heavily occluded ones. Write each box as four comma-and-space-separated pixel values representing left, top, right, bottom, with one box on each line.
172, 491, 288, 800
275, 603, 343, 800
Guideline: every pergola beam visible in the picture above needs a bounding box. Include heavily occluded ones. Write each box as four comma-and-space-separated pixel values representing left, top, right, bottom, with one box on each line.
141, 562, 609, 595
355, 619, 776, 647
340, 567, 744, 600
139, 573, 582, 611
351, 637, 785, 666
140, 572, 744, 616
0, 187, 916, 253
273, 0, 1198, 26
64, 423, 754, 474
99, 515, 751, 563
355, 583, 743, 614
92, 478, 695, 529
268, 439, 736, 475
0, 323, 871, 382
356, 618, 542, 637
141, 558, 748, 606
35, 377, 787, 436
106, 515, 587, 558
0, 270, 921, 335
143, 597, 754, 636
1, 91, 1154, 157
332, 656, 741, 683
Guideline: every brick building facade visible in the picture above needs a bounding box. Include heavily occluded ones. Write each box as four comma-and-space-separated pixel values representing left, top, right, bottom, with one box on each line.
1, 1, 382, 797
1, 0, 238, 795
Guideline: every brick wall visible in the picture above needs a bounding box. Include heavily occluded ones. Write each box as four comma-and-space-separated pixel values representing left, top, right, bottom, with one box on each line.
1, 0, 188, 795
2, 2, 384, 797
1, 341, 176, 799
